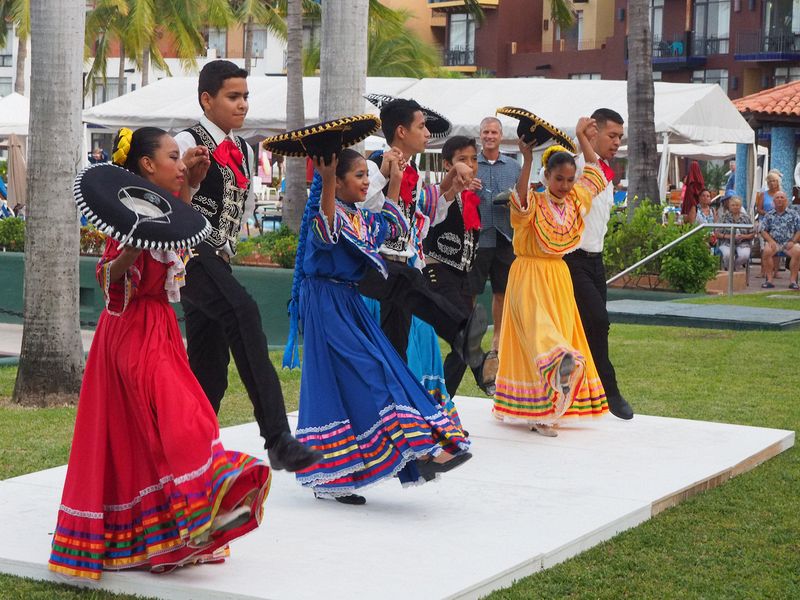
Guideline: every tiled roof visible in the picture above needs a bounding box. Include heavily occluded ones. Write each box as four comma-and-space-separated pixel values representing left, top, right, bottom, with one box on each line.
733, 80, 800, 117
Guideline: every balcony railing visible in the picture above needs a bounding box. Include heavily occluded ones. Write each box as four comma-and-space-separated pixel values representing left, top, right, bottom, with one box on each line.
651, 35, 689, 58
690, 36, 730, 56
445, 46, 475, 66
735, 30, 800, 57
542, 38, 607, 53
628, 33, 707, 70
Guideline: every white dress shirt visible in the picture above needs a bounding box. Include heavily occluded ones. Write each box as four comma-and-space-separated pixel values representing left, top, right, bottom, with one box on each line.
575, 153, 614, 253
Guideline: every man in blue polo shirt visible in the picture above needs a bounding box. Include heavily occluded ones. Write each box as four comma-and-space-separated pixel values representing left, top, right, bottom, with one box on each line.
470, 116, 521, 380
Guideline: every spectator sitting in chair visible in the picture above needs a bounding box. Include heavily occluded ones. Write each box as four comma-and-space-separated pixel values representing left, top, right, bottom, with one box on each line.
760, 191, 800, 289
716, 196, 753, 272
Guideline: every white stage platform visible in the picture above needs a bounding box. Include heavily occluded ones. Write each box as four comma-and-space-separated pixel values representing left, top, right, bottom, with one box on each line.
0, 396, 793, 600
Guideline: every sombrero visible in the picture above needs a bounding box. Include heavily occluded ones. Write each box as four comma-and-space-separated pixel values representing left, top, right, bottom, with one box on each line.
74, 163, 211, 250
496, 106, 577, 153
262, 114, 381, 163
364, 93, 452, 138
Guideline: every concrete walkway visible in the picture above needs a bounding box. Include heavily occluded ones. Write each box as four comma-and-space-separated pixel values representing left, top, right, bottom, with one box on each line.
0, 324, 95, 358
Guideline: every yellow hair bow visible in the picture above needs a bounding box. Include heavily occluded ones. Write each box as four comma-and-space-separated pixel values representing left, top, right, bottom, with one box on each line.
541, 144, 571, 168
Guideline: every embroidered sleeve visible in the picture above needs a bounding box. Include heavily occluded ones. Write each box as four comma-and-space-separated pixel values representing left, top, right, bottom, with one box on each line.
380, 200, 410, 239
572, 164, 608, 216
509, 187, 535, 228
310, 207, 344, 245
95, 239, 142, 316
416, 184, 444, 224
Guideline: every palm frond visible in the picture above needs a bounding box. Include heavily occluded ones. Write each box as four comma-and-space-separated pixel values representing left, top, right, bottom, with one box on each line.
549, 0, 574, 29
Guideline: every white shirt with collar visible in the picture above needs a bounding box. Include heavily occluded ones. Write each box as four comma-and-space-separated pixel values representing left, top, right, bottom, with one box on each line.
174, 115, 256, 255
575, 153, 614, 253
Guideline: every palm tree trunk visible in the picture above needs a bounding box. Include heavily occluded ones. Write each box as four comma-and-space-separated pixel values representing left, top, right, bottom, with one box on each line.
141, 47, 150, 87
14, 34, 26, 94
626, 0, 660, 214
14, 0, 85, 406
319, 1, 369, 121
244, 17, 254, 74
117, 43, 126, 98
283, 0, 306, 232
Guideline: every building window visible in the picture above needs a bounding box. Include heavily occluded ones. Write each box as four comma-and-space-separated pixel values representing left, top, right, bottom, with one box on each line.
207, 27, 227, 58
569, 73, 601, 80
775, 65, 800, 84
446, 13, 475, 66
0, 27, 12, 67
0, 77, 12, 97
251, 26, 268, 58
91, 77, 126, 105
650, 0, 664, 39
692, 68, 729, 89
692, 0, 731, 55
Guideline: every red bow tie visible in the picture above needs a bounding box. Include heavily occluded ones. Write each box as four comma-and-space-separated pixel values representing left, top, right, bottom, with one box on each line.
213, 139, 249, 188
461, 190, 482, 231
399, 164, 419, 207
599, 159, 614, 184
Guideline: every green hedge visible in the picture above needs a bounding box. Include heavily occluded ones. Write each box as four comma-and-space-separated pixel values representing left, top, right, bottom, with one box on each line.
604, 203, 718, 293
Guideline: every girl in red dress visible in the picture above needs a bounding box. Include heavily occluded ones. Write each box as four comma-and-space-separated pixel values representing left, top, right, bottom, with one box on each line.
49, 128, 271, 580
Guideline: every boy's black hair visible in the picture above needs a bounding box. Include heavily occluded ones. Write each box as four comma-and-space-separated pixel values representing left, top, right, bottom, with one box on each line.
380, 98, 424, 144
591, 108, 624, 128
198, 60, 248, 108
441, 136, 477, 164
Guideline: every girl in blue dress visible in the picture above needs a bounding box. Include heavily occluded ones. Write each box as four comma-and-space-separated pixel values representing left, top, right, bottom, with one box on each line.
291, 147, 471, 505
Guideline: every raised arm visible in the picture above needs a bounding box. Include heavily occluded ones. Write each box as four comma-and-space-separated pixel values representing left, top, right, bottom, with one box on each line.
515, 138, 534, 207
313, 155, 338, 229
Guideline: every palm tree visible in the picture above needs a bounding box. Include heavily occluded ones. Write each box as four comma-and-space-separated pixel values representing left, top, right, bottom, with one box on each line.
319, 0, 369, 121
625, 0, 659, 210
367, 8, 442, 77
13, 0, 85, 406
0, 0, 29, 94
282, 0, 306, 232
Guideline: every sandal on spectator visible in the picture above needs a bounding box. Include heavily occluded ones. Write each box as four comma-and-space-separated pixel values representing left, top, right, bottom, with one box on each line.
790, 282, 799, 290
761, 281, 775, 288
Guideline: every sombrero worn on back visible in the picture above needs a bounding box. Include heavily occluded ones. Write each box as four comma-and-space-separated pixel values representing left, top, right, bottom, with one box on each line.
496, 106, 577, 153
74, 163, 211, 250
364, 93, 452, 138
262, 114, 381, 163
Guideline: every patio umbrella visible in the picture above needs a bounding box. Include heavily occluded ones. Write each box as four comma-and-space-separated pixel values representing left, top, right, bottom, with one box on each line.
6, 133, 27, 211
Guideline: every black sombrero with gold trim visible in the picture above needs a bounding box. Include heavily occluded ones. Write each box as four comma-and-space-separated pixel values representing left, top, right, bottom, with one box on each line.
74, 163, 212, 250
364, 93, 452, 139
496, 106, 577, 153
262, 114, 381, 163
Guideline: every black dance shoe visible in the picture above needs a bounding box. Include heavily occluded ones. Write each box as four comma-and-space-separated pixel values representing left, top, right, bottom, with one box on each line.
453, 305, 488, 369
314, 492, 366, 505
416, 451, 473, 482
478, 350, 499, 396
268, 432, 324, 472
607, 394, 634, 420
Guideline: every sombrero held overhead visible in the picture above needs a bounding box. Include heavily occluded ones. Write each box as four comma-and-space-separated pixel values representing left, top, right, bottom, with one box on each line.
496, 106, 577, 154
364, 93, 452, 138
262, 114, 381, 162
74, 163, 211, 250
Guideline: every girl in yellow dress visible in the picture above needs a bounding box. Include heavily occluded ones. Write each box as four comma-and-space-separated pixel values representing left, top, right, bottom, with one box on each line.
494, 117, 609, 436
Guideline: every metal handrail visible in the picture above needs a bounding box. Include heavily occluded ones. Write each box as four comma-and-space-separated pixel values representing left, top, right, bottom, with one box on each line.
606, 222, 755, 297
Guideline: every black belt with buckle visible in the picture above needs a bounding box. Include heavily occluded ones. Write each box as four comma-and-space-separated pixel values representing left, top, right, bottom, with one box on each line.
572, 249, 603, 258
191, 243, 231, 263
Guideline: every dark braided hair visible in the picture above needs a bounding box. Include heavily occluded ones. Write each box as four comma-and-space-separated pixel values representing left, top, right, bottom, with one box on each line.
113, 127, 170, 175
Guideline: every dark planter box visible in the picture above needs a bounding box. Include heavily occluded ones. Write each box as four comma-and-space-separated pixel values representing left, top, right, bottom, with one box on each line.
0, 252, 497, 348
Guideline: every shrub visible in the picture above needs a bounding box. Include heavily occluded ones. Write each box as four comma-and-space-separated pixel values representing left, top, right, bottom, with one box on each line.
80, 225, 106, 255
604, 203, 718, 293
0, 217, 24, 251
234, 226, 299, 267
270, 235, 298, 269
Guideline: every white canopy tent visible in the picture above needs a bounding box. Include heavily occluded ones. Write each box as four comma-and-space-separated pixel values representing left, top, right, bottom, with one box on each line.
82, 76, 418, 138
83, 77, 756, 200
0, 93, 30, 137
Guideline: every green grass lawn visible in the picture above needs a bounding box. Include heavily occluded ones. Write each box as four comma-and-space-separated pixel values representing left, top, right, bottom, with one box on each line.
1, 325, 798, 599
682, 290, 800, 312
